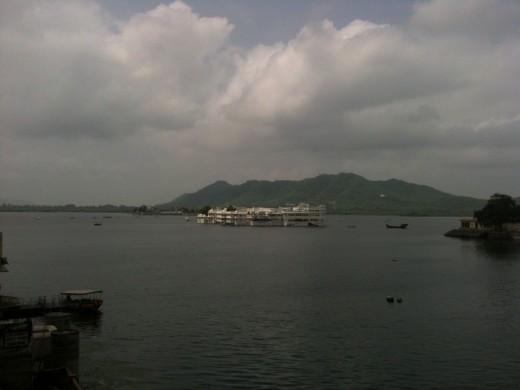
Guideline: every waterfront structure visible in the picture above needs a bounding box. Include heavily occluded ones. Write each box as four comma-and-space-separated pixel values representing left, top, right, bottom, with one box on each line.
445, 217, 520, 240
197, 203, 326, 227
0, 232, 84, 389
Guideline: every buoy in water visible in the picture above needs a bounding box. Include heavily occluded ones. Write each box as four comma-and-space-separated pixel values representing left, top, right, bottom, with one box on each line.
386, 296, 394, 303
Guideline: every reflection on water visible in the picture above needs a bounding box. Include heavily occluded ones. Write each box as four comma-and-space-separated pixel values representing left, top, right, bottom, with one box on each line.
476, 240, 520, 259
70, 311, 103, 337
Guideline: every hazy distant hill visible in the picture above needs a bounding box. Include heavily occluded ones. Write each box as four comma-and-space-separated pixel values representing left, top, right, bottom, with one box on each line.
157, 173, 487, 216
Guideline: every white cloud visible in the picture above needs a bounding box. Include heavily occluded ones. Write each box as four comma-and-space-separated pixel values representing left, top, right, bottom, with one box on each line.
1, 0, 519, 204
0, 0, 234, 140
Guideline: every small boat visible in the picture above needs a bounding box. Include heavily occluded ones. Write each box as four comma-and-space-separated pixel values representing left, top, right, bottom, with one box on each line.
61, 289, 103, 312
386, 223, 408, 229
94, 222, 102, 226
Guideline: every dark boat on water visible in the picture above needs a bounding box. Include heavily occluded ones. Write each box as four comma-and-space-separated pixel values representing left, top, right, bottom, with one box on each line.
386, 223, 408, 229
61, 289, 103, 312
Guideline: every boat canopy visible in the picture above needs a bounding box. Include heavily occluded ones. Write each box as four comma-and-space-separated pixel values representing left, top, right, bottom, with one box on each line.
61, 289, 103, 295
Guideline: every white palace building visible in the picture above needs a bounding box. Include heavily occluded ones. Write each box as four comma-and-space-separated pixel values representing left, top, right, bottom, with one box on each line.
197, 203, 326, 227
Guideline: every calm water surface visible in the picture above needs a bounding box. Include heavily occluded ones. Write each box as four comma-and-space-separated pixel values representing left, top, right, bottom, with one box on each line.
1, 213, 520, 389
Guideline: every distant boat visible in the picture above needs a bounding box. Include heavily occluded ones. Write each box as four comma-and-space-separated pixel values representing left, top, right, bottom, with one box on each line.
94, 222, 102, 226
61, 289, 103, 312
386, 223, 408, 229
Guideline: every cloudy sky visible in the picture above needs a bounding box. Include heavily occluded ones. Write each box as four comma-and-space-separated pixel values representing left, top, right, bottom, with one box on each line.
1, 0, 519, 206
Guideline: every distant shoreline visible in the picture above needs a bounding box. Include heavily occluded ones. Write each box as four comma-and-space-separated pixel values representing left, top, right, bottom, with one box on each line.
0, 205, 135, 213
0, 208, 466, 217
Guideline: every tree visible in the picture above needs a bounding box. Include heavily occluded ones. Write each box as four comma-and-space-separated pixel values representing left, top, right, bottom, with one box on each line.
474, 193, 519, 230
199, 205, 212, 216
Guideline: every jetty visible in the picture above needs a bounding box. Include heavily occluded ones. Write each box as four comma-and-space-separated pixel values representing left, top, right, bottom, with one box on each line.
2, 295, 74, 320
1, 232, 100, 389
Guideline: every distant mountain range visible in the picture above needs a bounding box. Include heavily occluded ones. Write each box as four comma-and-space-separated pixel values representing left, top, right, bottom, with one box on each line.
157, 173, 489, 216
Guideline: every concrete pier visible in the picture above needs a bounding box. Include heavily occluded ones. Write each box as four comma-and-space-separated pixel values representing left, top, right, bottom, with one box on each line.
2, 298, 69, 319
49, 329, 80, 380
46, 312, 71, 331
1, 232, 83, 389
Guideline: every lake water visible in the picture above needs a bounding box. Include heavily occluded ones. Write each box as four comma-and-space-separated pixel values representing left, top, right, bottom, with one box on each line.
1, 213, 520, 389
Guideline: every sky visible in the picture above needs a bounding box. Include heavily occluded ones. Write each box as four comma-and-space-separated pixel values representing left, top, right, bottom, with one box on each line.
1, 0, 519, 206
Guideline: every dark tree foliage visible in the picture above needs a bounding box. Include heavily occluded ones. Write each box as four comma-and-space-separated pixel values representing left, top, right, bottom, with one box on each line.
135, 205, 148, 213
474, 193, 520, 229
199, 205, 212, 215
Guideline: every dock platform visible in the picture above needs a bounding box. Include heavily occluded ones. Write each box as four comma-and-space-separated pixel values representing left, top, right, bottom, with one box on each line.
1, 296, 68, 319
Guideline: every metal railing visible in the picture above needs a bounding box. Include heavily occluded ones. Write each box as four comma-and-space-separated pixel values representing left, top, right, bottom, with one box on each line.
19, 295, 63, 309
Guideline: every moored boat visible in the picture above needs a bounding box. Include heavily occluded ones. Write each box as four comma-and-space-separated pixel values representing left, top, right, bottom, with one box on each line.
61, 290, 103, 312
386, 223, 408, 229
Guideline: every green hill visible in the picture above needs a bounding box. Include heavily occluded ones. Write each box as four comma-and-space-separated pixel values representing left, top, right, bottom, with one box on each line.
157, 173, 487, 216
